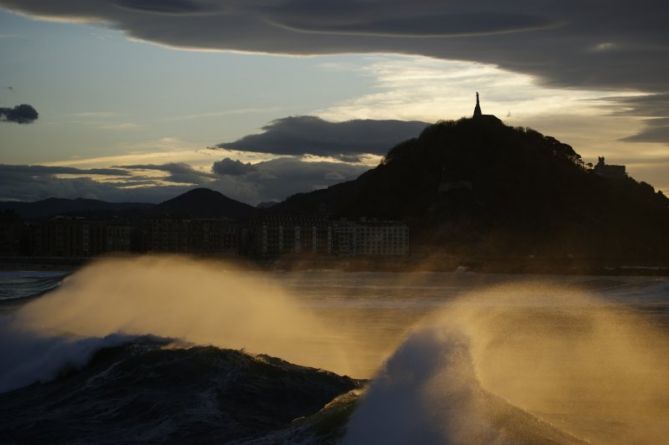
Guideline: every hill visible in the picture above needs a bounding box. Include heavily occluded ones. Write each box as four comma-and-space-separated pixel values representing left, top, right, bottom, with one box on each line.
0, 189, 256, 221
274, 115, 669, 262
155, 188, 255, 219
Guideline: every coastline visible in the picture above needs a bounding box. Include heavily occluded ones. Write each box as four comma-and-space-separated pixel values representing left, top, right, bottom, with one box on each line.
1, 255, 668, 277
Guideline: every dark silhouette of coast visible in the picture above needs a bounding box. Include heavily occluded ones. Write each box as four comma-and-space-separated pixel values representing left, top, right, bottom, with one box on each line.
3, 97, 669, 275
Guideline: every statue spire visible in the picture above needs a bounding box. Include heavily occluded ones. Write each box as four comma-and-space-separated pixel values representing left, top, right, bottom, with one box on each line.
473, 92, 482, 118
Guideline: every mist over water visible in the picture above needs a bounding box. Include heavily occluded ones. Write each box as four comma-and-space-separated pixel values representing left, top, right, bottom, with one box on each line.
344, 284, 669, 445
6, 256, 361, 379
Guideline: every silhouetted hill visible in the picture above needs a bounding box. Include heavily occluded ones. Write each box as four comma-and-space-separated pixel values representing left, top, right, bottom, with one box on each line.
0, 198, 154, 220
0, 188, 256, 221
156, 188, 255, 219
275, 116, 669, 261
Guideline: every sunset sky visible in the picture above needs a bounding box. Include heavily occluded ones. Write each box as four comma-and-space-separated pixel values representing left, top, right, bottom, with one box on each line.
1, 0, 667, 204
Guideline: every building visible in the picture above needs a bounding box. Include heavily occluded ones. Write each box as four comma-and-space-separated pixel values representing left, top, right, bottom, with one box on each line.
333, 219, 409, 257
251, 216, 332, 258
188, 219, 242, 255
106, 223, 134, 252
249, 216, 410, 258
0, 212, 24, 256
13, 214, 409, 260
593, 156, 626, 179
142, 218, 241, 255
24, 218, 135, 257
28, 217, 91, 257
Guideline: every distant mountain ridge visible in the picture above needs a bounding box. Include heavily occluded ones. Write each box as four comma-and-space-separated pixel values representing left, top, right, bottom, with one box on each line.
0, 189, 256, 220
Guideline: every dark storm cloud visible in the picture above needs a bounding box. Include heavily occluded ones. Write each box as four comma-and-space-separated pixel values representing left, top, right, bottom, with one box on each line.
114, 0, 206, 14
0, 104, 38, 124
219, 116, 428, 159
1, 0, 668, 141
271, 12, 557, 37
0, 1, 665, 89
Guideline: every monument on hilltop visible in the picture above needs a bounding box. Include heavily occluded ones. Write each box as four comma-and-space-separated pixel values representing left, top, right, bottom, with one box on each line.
473, 92, 482, 118
470, 92, 501, 124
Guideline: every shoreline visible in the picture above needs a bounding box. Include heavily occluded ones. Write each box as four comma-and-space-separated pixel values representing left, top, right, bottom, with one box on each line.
1, 255, 668, 277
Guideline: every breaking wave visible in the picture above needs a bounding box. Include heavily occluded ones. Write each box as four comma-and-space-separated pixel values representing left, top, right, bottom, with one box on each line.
343, 284, 669, 445
2, 258, 669, 444
0, 336, 359, 444
7, 255, 359, 379
0, 323, 144, 393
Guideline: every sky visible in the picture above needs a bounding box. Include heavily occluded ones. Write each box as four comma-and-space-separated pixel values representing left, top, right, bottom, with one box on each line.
0, 0, 668, 204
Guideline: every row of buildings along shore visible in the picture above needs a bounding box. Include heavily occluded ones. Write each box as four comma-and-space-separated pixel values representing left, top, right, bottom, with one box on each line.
0, 215, 409, 259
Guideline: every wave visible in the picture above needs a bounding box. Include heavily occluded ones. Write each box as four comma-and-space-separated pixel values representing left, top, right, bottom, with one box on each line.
0, 256, 369, 444
343, 284, 669, 445
9, 255, 362, 377
0, 322, 147, 393
0, 334, 359, 444
0, 271, 66, 301
3, 258, 669, 444
344, 330, 587, 445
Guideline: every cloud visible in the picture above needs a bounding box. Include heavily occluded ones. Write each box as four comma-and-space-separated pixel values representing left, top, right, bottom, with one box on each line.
218, 116, 428, 159
212, 158, 257, 176
0, 163, 183, 202
0, 157, 368, 204
610, 94, 669, 143
98, 122, 140, 130
119, 162, 214, 184
0, 1, 664, 90
269, 10, 558, 38
115, 157, 368, 203
0, 104, 38, 124
622, 118, 669, 143
316, 57, 643, 123
0, 164, 130, 177
208, 156, 368, 204
114, 0, 206, 14
1, 1, 667, 142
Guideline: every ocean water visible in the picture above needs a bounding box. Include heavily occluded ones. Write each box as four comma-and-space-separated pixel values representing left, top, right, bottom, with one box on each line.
1, 256, 668, 444
281, 270, 669, 378
0, 270, 66, 303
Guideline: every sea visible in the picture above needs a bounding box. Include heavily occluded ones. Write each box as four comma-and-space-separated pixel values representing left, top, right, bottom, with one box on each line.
1, 256, 668, 444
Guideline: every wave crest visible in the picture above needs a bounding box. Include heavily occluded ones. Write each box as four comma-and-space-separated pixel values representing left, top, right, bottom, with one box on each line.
343, 284, 669, 445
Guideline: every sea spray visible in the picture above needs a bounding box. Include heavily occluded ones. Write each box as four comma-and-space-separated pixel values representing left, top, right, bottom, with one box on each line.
5, 260, 669, 444
8, 255, 361, 380
343, 283, 669, 445
342, 328, 504, 445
